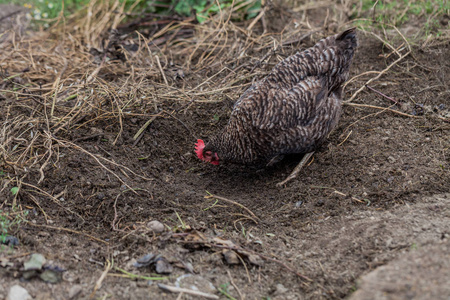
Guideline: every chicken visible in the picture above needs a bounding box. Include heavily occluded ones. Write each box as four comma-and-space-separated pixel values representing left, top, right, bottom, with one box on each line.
195, 28, 358, 186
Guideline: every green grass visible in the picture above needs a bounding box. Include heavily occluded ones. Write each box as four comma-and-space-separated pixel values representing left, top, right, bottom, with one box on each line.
173, 0, 261, 23
0, 0, 261, 26
218, 282, 237, 300
357, 0, 448, 23
0, 174, 27, 248
0, 0, 90, 20
0, 208, 28, 247
353, 0, 449, 37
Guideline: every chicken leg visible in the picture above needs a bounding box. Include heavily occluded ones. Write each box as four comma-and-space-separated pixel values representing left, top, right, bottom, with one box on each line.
276, 152, 314, 187
266, 154, 285, 167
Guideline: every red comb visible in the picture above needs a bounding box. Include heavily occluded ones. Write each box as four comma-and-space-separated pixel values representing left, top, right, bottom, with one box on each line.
195, 139, 205, 160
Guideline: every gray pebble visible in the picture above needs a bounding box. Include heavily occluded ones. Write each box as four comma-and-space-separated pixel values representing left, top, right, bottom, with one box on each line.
68, 285, 83, 299
147, 220, 165, 233
6, 285, 31, 300
275, 283, 289, 295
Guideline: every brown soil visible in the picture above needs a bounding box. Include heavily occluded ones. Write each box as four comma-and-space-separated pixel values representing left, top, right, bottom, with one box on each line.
1, 2, 449, 300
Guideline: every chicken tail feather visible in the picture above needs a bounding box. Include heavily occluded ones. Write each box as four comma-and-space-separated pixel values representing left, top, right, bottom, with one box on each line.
336, 27, 358, 50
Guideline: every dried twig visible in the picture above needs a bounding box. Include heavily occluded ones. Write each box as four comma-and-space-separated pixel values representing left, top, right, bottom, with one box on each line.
344, 102, 418, 118
205, 192, 259, 222
338, 130, 352, 146
310, 186, 371, 205
112, 193, 122, 231
333, 190, 370, 205
247, 6, 268, 31
155, 55, 168, 85
227, 270, 244, 300
157, 283, 219, 299
132, 112, 162, 141
365, 85, 398, 104
90, 259, 112, 299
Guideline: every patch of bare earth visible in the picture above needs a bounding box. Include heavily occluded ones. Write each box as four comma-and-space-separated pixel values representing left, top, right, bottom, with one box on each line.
0, 1, 449, 299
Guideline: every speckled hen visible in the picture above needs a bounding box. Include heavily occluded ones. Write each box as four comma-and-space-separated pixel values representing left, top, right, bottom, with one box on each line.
195, 28, 358, 186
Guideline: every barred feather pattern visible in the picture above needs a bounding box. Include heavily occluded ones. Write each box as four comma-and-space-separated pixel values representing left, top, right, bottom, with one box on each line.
204, 29, 358, 164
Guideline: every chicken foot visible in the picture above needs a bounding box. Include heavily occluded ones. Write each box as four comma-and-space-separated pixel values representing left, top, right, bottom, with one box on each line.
276, 152, 314, 187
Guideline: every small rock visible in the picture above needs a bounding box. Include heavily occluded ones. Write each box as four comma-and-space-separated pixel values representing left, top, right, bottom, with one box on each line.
6, 285, 31, 300
155, 257, 173, 274
295, 200, 303, 207
387, 156, 396, 163
134, 253, 156, 268
68, 285, 83, 299
175, 274, 216, 294
223, 249, 239, 265
247, 254, 264, 266
274, 283, 289, 295
40, 268, 63, 283
125, 258, 137, 269
147, 220, 165, 233
24, 253, 46, 270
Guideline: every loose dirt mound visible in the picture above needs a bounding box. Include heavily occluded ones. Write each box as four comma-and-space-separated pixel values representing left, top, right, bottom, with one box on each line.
1, 1, 449, 299
351, 239, 450, 299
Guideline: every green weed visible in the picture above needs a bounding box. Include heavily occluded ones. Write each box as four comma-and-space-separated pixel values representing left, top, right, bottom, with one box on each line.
10, 187, 19, 195
0, 0, 90, 20
173, 0, 261, 23
0, 208, 28, 246
218, 282, 237, 300
0, 0, 262, 26
353, 0, 449, 37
